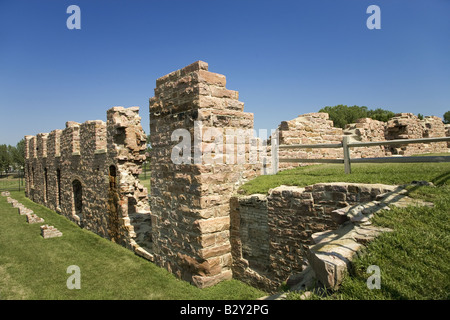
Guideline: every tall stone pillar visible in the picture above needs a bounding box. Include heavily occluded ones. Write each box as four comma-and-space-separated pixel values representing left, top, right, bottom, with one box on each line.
149, 61, 258, 287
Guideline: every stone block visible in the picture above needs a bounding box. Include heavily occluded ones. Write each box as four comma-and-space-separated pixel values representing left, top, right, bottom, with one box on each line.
26, 214, 44, 224
40, 225, 63, 239
18, 207, 34, 215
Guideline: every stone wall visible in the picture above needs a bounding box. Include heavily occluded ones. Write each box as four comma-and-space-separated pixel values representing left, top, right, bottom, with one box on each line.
277, 112, 448, 170
24, 106, 150, 253
149, 61, 260, 288
24, 61, 263, 289
343, 118, 387, 158
231, 183, 407, 292
446, 124, 450, 148
385, 113, 447, 155
277, 113, 343, 170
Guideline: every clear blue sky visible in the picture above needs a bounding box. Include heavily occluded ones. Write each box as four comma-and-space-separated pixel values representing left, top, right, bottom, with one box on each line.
1, 0, 449, 146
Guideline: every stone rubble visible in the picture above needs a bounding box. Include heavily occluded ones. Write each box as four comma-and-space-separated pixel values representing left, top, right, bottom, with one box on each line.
3, 196, 34, 215
26, 213, 45, 224
40, 225, 63, 239
1, 194, 46, 231
18, 206, 34, 215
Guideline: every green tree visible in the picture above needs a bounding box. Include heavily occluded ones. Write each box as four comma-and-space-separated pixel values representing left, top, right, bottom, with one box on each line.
443, 111, 450, 124
319, 105, 395, 128
10, 139, 25, 169
0, 144, 12, 174
367, 108, 396, 122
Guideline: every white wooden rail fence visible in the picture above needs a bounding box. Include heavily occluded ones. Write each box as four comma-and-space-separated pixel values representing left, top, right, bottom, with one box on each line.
270, 133, 450, 174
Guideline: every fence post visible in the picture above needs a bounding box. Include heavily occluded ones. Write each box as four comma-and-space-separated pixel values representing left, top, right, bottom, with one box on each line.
271, 129, 279, 174
343, 135, 351, 174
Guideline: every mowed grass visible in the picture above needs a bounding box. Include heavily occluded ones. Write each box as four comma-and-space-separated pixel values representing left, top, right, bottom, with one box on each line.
239, 161, 450, 195
0, 192, 266, 300
242, 161, 450, 300
0, 175, 25, 191
331, 189, 450, 300
286, 183, 450, 300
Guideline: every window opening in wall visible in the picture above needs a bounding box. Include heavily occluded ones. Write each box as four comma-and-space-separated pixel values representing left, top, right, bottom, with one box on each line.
109, 165, 117, 189
31, 166, 35, 188
108, 165, 120, 243
44, 168, 48, 203
72, 179, 83, 220
56, 169, 61, 208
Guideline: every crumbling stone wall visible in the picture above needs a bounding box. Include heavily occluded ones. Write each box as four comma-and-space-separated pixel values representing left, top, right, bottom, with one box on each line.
277, 113, 343, 170
343, 118, 387, 158
149, 61, 260, 288
446, 124, 450, 148
277, 112, 447, 170
231, 183, 400, 292
24, 106, 150, 253
385, 113, 447, 155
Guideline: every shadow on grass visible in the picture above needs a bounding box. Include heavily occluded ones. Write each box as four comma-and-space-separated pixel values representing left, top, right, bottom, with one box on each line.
431, 171, 450, 186
403, 170, 450, 198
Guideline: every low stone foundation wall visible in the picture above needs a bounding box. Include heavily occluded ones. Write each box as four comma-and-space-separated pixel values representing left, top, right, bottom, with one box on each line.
231, 182, 400, 292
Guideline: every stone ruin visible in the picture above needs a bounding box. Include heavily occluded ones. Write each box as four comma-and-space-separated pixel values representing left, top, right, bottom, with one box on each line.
24, 61, 262, 288
276, 112, 448, 170
149, 61, 262, 287
24, 106, 150, 253
231, 182, 434, 293
26, 213, 45, 224
40, 225, 63, 239
23, 61, 449, 291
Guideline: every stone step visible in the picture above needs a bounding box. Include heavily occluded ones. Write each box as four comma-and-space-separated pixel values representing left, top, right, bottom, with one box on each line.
307, 224, 392, 290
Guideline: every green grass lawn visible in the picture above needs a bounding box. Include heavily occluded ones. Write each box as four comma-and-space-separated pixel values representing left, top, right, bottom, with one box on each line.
239, 162, 450, 195
240, 161, 449, 300
0, 191, 265, 300
330, 191, 450, 300
0, 175, 25, 191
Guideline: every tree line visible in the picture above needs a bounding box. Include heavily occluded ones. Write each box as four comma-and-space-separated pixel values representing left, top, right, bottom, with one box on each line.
0, 139, 25, 175
319, 105, 450, 129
